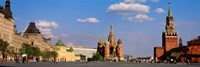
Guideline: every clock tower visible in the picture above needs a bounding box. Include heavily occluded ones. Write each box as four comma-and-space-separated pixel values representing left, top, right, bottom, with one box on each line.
162, 1, 178, 56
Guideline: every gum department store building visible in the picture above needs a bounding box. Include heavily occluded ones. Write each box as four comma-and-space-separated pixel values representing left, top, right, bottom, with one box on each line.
0, 0, 52, 59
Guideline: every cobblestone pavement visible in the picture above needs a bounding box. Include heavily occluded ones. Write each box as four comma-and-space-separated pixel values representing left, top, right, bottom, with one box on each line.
0, 62, 200, 67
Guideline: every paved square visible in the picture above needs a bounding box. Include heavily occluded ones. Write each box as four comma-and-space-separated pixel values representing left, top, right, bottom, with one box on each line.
0, 62, 200, 67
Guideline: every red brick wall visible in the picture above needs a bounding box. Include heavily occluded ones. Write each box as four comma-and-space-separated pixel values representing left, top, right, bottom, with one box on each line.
154, 47, 164, 58
189, 45, 200, 55
165, 36, 178, 52
188, 42, 200, 62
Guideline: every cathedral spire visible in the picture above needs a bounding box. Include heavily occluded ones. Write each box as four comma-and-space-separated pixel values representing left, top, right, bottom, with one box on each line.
110, 24, 113, 31
4, 0, 13, 19
108, 24, 116, 47
168, 0, 173, 17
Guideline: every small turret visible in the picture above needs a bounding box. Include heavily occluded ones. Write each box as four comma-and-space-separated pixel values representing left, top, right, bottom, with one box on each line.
4, 0, 13, 19
179, 38, 183, 47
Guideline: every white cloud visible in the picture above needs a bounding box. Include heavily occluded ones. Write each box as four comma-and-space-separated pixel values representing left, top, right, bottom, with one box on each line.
36, 20, 58, 28
107, 3, 150, 15
123, 0, 146, 3
38, 28, 54, 38
61, 33, 68, 38
155, 8, 165, 13
127, 14, 153, 22
76, 18, 99, 23
107, 0, 154, 22
151, 0, 159, 3
35, 20, 59, 38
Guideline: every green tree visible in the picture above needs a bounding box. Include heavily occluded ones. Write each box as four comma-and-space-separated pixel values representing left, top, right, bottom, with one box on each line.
42, 50, 58, 61
32, 47, 41, 57
7, 46, 16, 58
51, 51, 58, 58
42, 51, 51, 59
19, 43, 41, 57
92, 52, 102, 61
0, 39, 10, 60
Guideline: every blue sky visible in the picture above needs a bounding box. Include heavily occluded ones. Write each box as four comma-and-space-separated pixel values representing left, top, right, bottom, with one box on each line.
1, 0, 200, 57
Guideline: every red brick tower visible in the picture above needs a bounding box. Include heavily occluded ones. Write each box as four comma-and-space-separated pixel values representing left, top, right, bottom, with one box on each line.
162, 1, 178, 55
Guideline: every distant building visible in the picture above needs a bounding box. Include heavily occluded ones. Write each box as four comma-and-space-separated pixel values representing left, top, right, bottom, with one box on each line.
97, 24, 124, 61
0, 0, 52, 59
52, 40, 80, 62
71, 47, 97, 60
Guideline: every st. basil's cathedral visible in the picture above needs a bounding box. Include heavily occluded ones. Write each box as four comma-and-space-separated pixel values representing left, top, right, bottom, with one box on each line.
97, 25, 124, 61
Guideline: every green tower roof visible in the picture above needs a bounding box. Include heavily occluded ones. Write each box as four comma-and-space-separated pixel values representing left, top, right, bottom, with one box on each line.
55, 39, 65, 46
104, 40, 110, 45
168, 1, 173, 17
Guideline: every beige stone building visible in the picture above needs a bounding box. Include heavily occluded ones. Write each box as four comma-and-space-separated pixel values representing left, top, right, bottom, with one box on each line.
52, 46, 80, 62
52, 40, 80, 62
0, 0, 52, 58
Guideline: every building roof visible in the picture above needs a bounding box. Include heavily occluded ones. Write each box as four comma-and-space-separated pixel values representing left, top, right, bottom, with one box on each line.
98, 38, 104, 45
188, 36, 200, 42
55, 39, 65, 46
24, 21, 41, 34
4, 0, 13, 19
117, 39, 122, 44
104, 40, 110, 45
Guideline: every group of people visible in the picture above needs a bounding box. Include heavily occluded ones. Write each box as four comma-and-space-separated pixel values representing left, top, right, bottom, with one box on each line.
14, 57, 26, 63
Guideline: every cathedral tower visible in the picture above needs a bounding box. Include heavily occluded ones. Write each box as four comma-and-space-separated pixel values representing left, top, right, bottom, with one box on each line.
162, 1, 178, 53
104, 41, 110, 59
97, 39, 105, 56
108, 24, 116, 47
108, 24, 117, 57
117, 39, 124, 61
117, 39, 123, 57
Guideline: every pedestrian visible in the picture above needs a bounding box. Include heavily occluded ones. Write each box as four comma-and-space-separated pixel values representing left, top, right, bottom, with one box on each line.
15, 57, 19, 63
187, 59, 191, 65
22, 57, 26, 63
